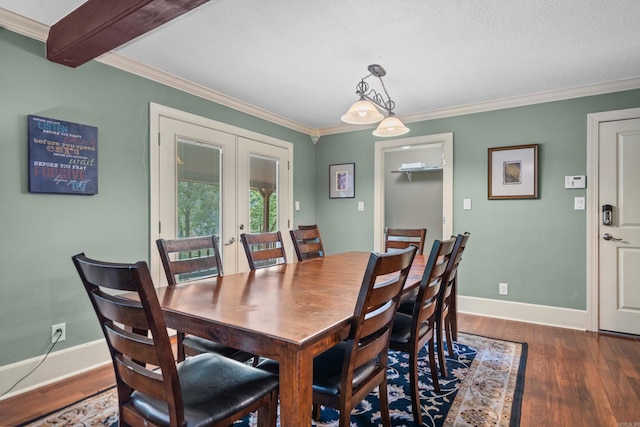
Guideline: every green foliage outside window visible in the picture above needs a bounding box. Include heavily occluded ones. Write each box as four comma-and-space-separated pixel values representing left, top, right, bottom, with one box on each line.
178, 181, 219, 238
249, 189, 278, 233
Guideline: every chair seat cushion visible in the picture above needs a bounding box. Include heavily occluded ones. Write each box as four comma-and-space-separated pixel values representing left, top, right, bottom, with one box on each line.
312, 342, 379, 396
130, 353, 278, 427
390, 312, 430, 345
183, 335, 254, 361
397, 298, 416, 315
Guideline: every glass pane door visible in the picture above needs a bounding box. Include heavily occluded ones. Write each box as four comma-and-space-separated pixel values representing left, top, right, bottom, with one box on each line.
237, 137, 292, 272
176, 139, 221, 239
157, 117, 237, 282
249, 154, 279, 233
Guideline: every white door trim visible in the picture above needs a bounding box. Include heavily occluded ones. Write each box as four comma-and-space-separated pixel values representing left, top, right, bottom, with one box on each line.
373, 133, 453, 251
586, 107, 640, 332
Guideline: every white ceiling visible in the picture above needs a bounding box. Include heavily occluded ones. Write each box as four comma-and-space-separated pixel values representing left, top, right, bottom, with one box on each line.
1, 0, 640, 134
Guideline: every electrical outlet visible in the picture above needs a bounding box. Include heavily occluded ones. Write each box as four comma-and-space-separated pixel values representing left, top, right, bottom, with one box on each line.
51, 323, 66, 343
499, 283, 509, 295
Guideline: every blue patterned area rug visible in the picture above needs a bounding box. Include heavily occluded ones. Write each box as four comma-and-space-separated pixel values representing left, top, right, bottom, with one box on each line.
23, 333, 526, 427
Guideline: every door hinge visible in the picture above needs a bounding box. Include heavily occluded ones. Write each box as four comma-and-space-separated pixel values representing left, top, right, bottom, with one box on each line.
288, 161, 290, 170
443, 216, 446, 225
288, 219, 290, 228
158, 132, 161, 145
159, 221, 161, 234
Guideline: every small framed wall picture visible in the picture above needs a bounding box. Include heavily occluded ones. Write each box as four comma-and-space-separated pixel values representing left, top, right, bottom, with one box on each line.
329, 163, 355, 199
488, 144, 538, 199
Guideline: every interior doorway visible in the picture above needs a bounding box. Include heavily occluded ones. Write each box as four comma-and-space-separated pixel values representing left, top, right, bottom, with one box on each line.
587, 107, 640, 333
373, 133, 453, 251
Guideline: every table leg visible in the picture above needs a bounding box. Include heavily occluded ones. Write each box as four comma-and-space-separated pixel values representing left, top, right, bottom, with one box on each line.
278, 348, 313, 426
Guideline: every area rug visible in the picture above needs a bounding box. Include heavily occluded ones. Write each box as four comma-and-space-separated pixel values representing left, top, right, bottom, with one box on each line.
22, 333, 526, 427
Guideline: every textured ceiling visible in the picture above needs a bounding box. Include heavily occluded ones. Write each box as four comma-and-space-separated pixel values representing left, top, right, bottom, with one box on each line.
1, 0, 639, 132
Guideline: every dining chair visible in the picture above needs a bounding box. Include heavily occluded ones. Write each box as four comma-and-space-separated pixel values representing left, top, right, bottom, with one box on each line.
384, 227, 427, 255
259, 245, 417, 426
290, 227, 325, 261
437, 231, 471, 369
156, 236, 255, 363
240, 231, 287, 270
72, 253, 279, 427
388, 237, 456, 425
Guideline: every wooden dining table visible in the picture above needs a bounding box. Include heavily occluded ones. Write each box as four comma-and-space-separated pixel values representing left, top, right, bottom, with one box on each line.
155, 251, 427, 426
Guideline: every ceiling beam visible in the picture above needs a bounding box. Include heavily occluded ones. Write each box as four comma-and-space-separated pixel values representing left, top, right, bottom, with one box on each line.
46, 0, 209, 68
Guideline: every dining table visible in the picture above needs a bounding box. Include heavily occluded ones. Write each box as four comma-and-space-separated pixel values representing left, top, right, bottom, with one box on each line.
155, 250, 427, 426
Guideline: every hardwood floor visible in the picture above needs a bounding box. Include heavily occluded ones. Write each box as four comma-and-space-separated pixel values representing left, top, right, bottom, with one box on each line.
1, 313, 639, 426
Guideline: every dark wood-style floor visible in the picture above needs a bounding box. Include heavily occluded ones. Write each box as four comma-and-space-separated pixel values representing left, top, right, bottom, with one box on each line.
1, 313, 639, 426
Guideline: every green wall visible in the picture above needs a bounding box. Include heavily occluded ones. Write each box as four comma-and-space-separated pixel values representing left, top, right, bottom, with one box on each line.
315, 90, 640, 311
2, 25, 640, 369
0, 29, 314, 365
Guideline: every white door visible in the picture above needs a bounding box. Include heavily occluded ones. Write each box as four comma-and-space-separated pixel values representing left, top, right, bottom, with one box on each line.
154, 116, 291, 281
599, 118, 640, 335
236, 136, 293, 272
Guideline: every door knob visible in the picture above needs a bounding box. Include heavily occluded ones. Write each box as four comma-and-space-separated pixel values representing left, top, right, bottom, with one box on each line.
602, 233, 622, 241
224, 237, 235, 246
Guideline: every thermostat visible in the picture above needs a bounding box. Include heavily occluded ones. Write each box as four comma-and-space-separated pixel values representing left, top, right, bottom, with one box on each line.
564, 175, 586, 189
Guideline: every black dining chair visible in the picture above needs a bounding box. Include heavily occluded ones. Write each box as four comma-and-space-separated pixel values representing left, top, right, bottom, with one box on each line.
156, 236, 255, 363
240, 231, 287, 270
258, 245, 417, 427
384, 227, 428, 255
290, 227, 325, 261
438, 232, 471, 365
389, 237, 456, 424
72, 253, 279, 427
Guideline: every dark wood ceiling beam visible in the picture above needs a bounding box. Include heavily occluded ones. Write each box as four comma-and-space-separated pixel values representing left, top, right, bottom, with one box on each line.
46, 0, 209, 68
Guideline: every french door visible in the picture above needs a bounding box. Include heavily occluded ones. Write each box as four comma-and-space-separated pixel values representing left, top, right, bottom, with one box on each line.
150, 105, 292, 283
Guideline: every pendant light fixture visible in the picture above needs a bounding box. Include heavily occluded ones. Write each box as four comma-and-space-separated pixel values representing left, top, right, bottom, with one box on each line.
341, 64, 409, 137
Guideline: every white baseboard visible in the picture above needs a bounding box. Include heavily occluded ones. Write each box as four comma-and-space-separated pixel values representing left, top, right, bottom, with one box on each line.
458, 295, 588, 330
0, 339, 111, 401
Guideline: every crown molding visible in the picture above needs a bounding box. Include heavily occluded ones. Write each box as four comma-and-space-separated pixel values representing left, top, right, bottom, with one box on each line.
0, 8, 48, 41
97, 52, 315, 135
3, 8, 640, 139
318, 77, 640, 136
0, 8, 314, 136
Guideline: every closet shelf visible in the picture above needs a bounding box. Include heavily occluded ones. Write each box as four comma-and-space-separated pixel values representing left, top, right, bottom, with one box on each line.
391, 167, 443, 182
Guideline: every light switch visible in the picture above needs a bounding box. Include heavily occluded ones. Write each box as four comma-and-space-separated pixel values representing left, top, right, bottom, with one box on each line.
295, 201, 300, 211
463, 199, 472, 210
574, 197, 585, 210
358, 201, 365, 211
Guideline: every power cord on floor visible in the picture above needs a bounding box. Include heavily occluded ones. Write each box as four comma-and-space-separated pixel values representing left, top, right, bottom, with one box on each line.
0, 329, 63, 398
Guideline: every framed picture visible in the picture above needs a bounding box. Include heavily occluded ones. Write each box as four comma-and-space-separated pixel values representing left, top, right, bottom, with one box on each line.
28, 115, 98, 195
329, 163, 355, 198
488, 144, 538, 199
